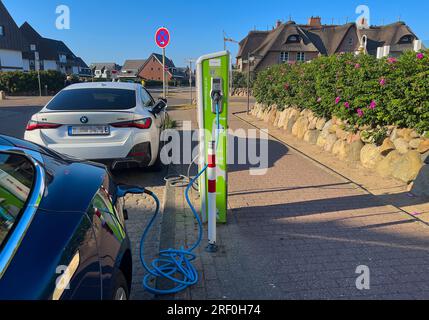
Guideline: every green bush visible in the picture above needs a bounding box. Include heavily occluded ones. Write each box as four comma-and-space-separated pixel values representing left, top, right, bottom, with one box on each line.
253, 50, 429, 133
0, 70, 66, 95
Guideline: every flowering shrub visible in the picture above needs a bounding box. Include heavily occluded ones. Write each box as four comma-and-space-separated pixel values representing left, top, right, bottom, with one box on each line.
253, 50, 429, 133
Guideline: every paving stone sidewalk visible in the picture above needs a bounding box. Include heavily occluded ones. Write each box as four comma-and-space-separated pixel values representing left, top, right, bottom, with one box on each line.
143, 103, 429, 300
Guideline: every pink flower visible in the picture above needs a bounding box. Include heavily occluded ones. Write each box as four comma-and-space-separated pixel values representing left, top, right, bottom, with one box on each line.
387, 57, 397, 64
368, 100, 377, 110
357, 108, 364, 118
417, 53, 424, 60
355, 63, 361, 69
379, 78, 386, 86
284, 83, 290, 90
317, 97, 322, 103
344, 102, 350, 109
335, 96, 341, 104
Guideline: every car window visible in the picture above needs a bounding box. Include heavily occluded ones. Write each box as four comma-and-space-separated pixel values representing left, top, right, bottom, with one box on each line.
46, 88, 137, 111
0, 153, 34, 250
140, 88, 154, 108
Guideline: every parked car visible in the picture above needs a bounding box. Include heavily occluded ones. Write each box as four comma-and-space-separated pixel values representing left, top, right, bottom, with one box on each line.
0, 134, 145, 300
24, 82, 167, 170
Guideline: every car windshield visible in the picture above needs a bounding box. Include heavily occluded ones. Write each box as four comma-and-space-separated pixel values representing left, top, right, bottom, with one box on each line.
0, 153, 34, 250
46, 88, 137, 111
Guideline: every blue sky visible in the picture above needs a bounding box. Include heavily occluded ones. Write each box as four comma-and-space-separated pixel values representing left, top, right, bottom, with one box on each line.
4, 0, 429, 67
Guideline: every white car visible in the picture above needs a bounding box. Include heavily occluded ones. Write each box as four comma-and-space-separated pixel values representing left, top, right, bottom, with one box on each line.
24, 82, 167, 170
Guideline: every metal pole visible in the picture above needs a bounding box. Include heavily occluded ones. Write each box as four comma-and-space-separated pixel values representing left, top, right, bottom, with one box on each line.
162, 48, 166, 99
189, 60, 193, 105
247, 53, 251, 114
37, 70, 42, 97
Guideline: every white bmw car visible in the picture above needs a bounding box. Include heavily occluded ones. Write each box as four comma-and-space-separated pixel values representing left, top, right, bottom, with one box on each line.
24, 82, 167, 170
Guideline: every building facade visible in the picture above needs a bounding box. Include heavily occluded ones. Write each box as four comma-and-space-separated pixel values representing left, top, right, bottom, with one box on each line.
0, 0, 25, 71
0, 1, 89, 76
237, 17, 421, 73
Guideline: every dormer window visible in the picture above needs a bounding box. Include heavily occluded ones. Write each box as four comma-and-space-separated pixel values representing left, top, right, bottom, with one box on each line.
286, 35, 300, 43
398, 35, 414, 44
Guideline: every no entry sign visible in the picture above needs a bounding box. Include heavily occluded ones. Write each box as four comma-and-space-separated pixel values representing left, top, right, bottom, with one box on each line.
155, 27, 170, 49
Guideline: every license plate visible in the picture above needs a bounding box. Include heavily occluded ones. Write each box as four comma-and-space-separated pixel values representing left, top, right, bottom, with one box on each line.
68, 125, 110, 136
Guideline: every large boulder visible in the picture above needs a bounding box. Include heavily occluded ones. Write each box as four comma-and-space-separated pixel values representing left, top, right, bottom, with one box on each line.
409, 138, 422, 149
316, 134, 327, 148
266, 108, 277, 123
263, 107, 273, 122
332, 139, 345, 156
336, 127, 349, 140
276, 110, 288, 128
324, 134, 338, 153
273, 111, 280, 127
418, 140, 429, 154
340, 140, 364, 161
376, 150, 402, 177
410, 165, 429, 196
316, 118, 327, 131
391, 151, 423, 183
303, 130, 320, 145
256, 107, 265, 119
380, 138, 395, 156
284, 109, 300, 133
393, 138, 410, 154
292, 117, 309, 139
360, 144, 383, 169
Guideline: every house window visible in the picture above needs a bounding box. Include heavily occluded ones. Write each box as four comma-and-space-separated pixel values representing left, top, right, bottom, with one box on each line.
286, 35, 300, 43
0, 26, 4, 36
280, 52, 289, 63
297, 52, 305, 62
348, 38, 353, 46
398, 35, 414, 44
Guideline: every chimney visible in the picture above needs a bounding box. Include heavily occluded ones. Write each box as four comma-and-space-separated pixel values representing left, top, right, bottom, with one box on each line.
308, 16, 322, 27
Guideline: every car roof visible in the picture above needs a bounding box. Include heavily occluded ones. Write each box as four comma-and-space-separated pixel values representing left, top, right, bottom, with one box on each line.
63, 82, 140, 91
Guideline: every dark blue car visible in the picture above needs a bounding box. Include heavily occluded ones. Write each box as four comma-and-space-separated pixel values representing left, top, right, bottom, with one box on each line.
0, 134, 140, 300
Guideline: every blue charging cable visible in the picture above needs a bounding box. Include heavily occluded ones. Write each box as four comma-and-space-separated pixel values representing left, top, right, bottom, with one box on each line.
139, 101, 221, 295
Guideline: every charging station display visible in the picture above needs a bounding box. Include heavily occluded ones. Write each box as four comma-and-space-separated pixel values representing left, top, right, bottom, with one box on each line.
197, 52, 229, 224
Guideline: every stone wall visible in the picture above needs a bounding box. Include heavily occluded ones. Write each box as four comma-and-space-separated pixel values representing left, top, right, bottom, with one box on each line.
251, 103, 429, 196
231, 88, 252, 97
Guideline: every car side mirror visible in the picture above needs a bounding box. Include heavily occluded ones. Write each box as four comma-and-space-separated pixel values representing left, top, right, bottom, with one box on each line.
117, 185, 145, 198
152, 99, 167, 115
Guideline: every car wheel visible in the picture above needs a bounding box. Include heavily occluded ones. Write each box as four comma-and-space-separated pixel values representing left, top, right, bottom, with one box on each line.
112, 271, 129, 300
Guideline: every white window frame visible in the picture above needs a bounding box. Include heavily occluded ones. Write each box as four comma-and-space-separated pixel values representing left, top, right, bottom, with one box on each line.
280, 52, 289, 63
297, 52, 305, 62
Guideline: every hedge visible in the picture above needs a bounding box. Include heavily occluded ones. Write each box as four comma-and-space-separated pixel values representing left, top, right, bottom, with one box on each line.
0, 70, 66, 95
253, 50, 429, 133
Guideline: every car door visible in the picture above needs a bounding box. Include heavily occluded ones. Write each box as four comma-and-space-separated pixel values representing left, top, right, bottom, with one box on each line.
0, 150, 103, 300
86, 174, 128, 299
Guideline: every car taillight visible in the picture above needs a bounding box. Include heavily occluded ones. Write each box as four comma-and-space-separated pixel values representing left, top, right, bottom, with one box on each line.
111, 118, 152, 129
26, 120, 62, 131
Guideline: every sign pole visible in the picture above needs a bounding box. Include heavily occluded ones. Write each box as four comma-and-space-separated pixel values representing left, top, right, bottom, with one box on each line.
162, 48, 166, 99
35, 51, 42, 97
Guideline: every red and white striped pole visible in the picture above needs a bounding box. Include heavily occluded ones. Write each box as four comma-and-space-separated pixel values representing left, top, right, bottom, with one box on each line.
207, 140, 217, 250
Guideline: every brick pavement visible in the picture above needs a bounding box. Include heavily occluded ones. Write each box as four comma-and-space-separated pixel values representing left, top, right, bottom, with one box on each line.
146, 102, 429, 300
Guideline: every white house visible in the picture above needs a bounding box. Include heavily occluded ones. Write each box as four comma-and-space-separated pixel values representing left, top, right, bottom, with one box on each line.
0, 1, 25, 71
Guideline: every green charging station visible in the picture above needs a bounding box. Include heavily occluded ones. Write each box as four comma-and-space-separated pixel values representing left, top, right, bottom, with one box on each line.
196, 51, 230, 226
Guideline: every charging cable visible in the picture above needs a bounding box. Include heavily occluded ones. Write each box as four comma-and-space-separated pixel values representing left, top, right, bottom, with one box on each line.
140, 101, 221, 295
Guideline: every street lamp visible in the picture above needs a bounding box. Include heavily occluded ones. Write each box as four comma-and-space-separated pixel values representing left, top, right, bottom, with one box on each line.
245, 53, 262, 114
